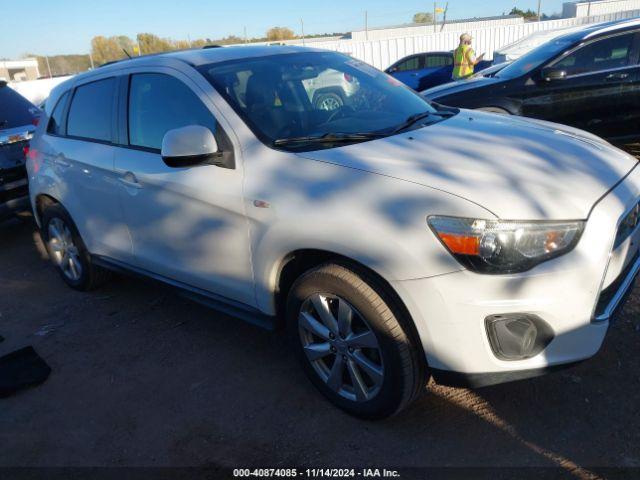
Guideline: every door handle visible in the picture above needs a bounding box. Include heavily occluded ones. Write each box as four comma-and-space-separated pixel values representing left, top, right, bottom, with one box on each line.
54, 155, 71, 168
118, 172, 142, 189
605, 72, 629, 81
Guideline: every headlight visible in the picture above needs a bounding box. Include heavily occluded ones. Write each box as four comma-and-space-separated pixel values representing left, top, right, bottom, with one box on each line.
428, 216, 585, 274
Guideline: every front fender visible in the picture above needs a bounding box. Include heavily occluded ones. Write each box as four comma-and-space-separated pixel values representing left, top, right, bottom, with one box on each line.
244, 153, 492, 314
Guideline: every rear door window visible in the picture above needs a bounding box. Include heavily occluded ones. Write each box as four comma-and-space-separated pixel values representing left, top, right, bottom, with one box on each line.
395, 56, 423, 71
67, 78, 115, 142
553, 32, 636, 76
425, 55, 453, 68
47, 92, 69, 136
128, 73, 217, 150
0, 85, 37, 130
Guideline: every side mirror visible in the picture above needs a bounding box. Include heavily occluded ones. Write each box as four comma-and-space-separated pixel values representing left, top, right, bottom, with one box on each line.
161, 125, 220, 168
540, 67, 567, 82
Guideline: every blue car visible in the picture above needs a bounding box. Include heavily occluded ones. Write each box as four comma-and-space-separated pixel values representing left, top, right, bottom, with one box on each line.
385, 51, 492, 91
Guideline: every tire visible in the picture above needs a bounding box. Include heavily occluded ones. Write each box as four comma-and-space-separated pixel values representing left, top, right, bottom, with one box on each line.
40, 203, 111, 290
286, 263, 427, 419
477, 106, 510, 115
314, 92, 343, 111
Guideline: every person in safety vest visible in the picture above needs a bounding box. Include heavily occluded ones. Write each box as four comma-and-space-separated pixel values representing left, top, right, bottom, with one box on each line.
452, 33, 484, 80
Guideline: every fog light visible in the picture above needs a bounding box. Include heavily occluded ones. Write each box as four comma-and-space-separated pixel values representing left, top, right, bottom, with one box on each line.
485, 314, 554, 361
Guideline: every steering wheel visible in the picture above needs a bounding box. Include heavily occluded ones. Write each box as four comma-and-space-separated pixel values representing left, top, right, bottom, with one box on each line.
325, 105, 353, 124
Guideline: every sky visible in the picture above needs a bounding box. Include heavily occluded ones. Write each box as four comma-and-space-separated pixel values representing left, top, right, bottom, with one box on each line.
0, 0, 568, 58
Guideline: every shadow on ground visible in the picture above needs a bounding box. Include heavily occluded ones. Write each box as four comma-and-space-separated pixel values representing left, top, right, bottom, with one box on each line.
0, 216, 638, 475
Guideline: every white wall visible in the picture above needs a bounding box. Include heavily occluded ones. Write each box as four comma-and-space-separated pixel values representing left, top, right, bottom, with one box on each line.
351, 16, 524, 41
304, 10, 640, 70
9, 76, 73, 106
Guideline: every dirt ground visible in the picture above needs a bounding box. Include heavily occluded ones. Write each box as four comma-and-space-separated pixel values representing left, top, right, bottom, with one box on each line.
0, 214, 639, 475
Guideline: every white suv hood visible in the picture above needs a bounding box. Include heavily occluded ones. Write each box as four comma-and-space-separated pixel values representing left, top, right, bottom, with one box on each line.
297, 111, 638, 219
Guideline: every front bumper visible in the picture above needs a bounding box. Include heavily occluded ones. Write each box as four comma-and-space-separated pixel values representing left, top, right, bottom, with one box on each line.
392, 165, 640, 386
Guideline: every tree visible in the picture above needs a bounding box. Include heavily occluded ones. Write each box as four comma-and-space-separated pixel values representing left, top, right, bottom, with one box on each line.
413, 12, 434, 24
91, 36, 127, 65
266, 27, 295, 41
136, 33, 174, 55
509, 7, 538, 21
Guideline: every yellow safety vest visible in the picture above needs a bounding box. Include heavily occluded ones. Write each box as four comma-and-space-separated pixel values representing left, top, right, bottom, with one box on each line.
452, 45, 474, 79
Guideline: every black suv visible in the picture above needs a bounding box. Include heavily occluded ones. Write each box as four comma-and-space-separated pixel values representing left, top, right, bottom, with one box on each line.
0, 81, 39, 219
423, 18, 640, 142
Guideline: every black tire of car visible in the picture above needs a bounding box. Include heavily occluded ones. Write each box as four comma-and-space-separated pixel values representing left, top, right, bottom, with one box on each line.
40, 203, 111, 291
313, 92, 344, 111
286, 262, 427, 419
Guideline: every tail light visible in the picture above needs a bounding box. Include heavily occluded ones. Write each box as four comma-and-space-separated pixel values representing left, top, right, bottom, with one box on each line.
343, 73, 353, 83
23, 145, 30, 158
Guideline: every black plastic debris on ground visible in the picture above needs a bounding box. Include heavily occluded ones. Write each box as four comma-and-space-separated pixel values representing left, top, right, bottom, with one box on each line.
0, 346, 51, 398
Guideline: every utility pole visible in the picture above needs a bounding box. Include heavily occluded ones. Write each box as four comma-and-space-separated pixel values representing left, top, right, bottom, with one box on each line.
364, 11, 368, 40
88, 52, 94, 70
433, 2, 437, 33
300, 18, 305, 46
440, 2, 449, 31
244, 26, 248, 44
537, 0, 542, 21
45, 55, 52, 78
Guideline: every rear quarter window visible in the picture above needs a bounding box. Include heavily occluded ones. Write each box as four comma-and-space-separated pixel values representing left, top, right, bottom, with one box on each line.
46, 91, 70, 136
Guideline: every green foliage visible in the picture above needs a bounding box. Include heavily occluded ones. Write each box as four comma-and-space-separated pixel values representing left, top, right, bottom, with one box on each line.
413, 12, 434, 24
266, 27, 296, 41
509, 7, 538, 20
24, 54, 91, 77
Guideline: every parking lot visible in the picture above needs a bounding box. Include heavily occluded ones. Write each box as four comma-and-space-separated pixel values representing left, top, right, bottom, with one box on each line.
1, 205, 639, 473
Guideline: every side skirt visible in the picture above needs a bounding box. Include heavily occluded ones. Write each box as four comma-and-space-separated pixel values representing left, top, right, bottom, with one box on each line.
92, 255, 276, 331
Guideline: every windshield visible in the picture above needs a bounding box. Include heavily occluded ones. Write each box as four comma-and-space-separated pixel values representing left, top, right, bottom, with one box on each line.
496, 38, 575, 79
200, 51, 445, 151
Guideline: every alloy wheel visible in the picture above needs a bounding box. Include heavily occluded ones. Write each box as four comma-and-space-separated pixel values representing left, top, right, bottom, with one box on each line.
317, 96, 342, 111
48, 217, 83, 282
298, 293, 384, 402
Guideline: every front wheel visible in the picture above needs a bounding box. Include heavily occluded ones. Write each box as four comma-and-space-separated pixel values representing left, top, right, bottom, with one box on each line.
287, 263, 427, 419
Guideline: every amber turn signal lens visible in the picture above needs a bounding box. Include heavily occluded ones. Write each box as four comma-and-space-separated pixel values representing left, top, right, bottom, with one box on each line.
438, 233, 480, 255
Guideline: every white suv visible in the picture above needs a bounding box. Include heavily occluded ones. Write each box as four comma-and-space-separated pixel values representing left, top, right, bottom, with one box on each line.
28, 46, 640, 418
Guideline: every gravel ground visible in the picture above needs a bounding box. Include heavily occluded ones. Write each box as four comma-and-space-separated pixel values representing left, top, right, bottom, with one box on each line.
0, 215, 639, 476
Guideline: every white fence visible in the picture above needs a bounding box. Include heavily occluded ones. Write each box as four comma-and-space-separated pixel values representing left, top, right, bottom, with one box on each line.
306, 9, 640, 70
350, 16, 524, 41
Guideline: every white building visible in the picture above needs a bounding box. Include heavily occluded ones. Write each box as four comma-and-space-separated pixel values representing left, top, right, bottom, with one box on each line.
0, 59, 40, 82
563, 0, 640, 17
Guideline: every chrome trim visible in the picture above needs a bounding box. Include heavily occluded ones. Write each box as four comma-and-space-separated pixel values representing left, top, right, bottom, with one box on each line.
594, 254, 640, 322
0, 124, 34, 146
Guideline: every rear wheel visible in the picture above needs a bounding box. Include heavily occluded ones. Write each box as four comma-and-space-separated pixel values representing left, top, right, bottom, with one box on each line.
287, 263, 427, 419
41, 204, 111, 290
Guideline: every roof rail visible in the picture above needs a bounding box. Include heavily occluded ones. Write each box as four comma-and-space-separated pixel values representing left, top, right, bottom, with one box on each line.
202, 44, 223, 49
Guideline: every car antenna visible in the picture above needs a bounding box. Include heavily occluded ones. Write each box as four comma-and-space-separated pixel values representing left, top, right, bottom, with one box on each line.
122, 49, 132, 59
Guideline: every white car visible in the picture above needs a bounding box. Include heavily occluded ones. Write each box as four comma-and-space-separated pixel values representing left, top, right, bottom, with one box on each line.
28, 46, 640, 419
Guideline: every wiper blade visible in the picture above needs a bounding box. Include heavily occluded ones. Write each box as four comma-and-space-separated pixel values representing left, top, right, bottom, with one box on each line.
273, 132, 386, 147
392, 110, 453, 134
